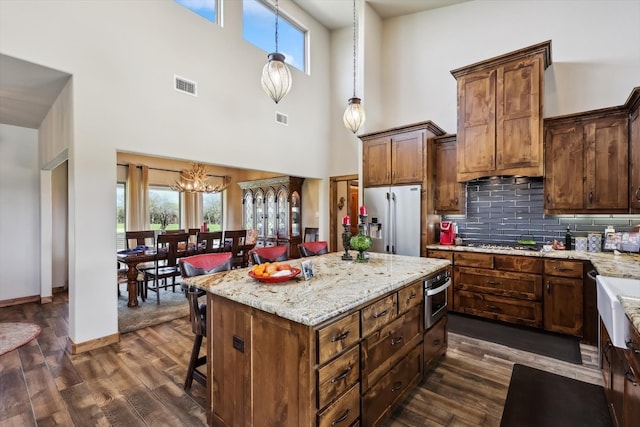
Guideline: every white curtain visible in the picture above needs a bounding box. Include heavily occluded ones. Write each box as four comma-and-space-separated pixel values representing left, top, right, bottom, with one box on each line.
126, 164, 149, 231
182, 192, 203, 230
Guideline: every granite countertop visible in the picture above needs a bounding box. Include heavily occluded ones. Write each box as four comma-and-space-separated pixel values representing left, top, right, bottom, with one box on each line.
620, 296, 640, 335
182, 252, 450, 327
427, 244, 640, 334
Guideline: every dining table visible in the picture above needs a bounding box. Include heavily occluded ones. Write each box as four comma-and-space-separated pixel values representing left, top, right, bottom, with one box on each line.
117, 243, 256, 307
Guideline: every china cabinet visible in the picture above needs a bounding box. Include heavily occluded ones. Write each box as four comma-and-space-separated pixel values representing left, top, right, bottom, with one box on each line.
238, 176, 304, 258
451, 40, 552, 182
627, 87, 640, 212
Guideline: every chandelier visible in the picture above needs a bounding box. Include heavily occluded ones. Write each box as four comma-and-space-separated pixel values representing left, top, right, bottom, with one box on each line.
343, 0, 366, 133
261, 0, 292, 103
171, 163, 231, 193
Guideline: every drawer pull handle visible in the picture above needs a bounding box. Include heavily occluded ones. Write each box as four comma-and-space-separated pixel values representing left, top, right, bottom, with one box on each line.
546, 281, 551, 295
331, 366, 352, 383
331, 409, 350, 425
330, 331, 350, 342
407, 293, 417, 300
553, 267, 571, 272
391, 381, 403, 392
391, 336, 404, 346
635, 186, 640, 201
433, 339, 441, 345
625, 371, 638, 386
487, 281, 500, 285
546, 193, 552, 204
373, 309, 388, 319
603, 341, 612, 364
487, 305, 502, 311
626, 339, 640, 353
589, 191, 593, 204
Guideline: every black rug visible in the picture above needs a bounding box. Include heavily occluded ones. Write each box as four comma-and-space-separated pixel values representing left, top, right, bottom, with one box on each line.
448, 313, 582, 364
500, 364, 612, 427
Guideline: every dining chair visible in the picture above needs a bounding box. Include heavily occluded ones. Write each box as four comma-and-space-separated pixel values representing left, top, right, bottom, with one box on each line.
188, 228, 200, 245
303, 227, 319, 242
223, 230, 249, 269
121, 230, 155, 297
249, 245, 288, 265
143, 232, 189, 304
198, 231, 223, 253
179, 252, 232, 391
297, 241, 328, 257
164, 229, 186, 234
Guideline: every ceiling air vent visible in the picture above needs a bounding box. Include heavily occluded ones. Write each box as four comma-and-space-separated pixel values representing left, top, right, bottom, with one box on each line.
174, 75, 197, 96
275, 112, 288, 126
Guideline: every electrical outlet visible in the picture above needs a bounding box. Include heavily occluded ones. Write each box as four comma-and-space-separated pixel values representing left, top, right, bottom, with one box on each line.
232, 335, 244, 353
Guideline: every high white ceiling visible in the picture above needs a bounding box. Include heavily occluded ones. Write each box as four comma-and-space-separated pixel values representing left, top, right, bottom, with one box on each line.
0, 0, 469, 129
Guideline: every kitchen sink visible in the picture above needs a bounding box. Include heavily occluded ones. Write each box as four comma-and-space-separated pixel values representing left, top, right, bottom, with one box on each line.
596, 275, 640, 348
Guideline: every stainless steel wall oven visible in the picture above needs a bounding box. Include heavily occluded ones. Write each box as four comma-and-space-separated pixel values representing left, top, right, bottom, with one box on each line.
424, 269, 451, 329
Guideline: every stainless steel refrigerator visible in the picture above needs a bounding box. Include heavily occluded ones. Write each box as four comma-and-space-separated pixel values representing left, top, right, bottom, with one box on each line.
363, 185, 421, 256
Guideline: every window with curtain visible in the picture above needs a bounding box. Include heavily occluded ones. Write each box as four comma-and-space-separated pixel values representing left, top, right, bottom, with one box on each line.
203, 192, 223, 231
243, 0, 307, 73
149, 186, 181, 231
116, 183, 126, 250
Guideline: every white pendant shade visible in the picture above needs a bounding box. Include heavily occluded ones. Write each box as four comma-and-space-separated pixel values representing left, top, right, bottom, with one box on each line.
343, 97, 366, 133
261, 52, 292, 104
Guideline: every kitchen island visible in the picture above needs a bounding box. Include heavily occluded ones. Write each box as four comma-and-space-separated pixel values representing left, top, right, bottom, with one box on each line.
183, 252, 450, 427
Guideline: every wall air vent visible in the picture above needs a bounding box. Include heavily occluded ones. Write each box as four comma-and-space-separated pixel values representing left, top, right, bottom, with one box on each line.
174, 75, 197, 96
275, 112, 288, 126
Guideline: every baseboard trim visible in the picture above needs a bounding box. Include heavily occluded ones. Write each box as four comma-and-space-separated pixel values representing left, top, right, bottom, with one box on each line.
66, 332, 120, 354
41, 296, 53, 304
0, 295, 40, 308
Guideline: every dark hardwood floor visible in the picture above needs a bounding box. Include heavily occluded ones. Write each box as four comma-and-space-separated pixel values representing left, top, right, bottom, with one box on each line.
0, 292, 600, 426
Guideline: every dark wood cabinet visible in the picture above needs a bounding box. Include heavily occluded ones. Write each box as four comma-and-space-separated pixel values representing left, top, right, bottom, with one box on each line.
543, 260, 583, 336
432, 135, 465, 214
451, 41, 551, 182
238, 176, 304, 258
424, 315, 448, 371
360, 121, 446, 188
627, 87, 640, 212
544, 105, 629, 213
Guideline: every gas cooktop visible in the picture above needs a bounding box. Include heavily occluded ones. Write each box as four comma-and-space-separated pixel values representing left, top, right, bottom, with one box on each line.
465, 243, 540, 251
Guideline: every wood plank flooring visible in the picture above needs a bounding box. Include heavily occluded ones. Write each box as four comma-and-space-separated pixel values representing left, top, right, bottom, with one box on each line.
0, 293, 601, 427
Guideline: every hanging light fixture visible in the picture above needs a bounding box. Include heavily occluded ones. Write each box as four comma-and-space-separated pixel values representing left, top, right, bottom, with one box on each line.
343, 0, 366, 133
261, 0, 292, 104
171, 163, 231, 193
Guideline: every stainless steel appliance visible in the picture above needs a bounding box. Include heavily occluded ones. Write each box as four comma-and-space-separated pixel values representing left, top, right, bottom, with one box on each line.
363, 185, 421, 256
424, 269, 451, 329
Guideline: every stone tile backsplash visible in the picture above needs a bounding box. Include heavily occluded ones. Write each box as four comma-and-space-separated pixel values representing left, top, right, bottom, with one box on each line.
442, 176, 640, 246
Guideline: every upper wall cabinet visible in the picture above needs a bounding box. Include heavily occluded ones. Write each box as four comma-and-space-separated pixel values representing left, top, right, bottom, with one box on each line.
431, 134, 465, 214
451, 41, 552, 182
359, 121, 446, 188
544, 107, 629, 213
627, 87, 640, 212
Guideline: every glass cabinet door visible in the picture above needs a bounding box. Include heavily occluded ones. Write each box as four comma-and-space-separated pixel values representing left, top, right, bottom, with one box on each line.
277, 188, 288, 238
291, 191, 301, 237
255, 189, 264, 238
243, 191, 254, 230
265, 189, 277, 238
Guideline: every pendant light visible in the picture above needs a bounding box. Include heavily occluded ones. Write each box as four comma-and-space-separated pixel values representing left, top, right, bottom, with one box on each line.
261, 0, 292, 104
343, 0, 366, 133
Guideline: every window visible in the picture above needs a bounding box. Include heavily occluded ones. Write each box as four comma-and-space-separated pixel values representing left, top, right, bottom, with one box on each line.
116, 183, 126, 250
174, 0, 217, 23
243, 0, 306, 73
203, 192, 223, 231
149, 187, 181, 231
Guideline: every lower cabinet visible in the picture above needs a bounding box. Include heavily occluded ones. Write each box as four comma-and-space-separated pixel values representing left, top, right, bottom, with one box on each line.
424, 315, 448, 370
543, 260, 583, 336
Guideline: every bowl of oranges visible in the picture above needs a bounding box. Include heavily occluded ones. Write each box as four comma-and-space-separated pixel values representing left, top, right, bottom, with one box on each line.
248, 262, 301, 283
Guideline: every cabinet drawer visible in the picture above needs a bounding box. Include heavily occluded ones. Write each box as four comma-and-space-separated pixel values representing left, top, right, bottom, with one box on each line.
454, 290, 542, 327
362, 344, 423, 427
454, 266, 542, 301
318, 345, 360, 410
361, 294, 398, 338
317, 312, 361, 365
454, 252, 494, 268
424, 315, 448, 370
317, 382, 360, 427
545, 259, 583, 278
494, 255, 543, 274
361, 307, 422, 392
427, 250, 453, 261
398, 281, 423, 314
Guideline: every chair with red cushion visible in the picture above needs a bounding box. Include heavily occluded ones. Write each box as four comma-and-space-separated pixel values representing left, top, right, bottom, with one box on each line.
297, 241, 329, 257
179, 252, 232, 391
249, 245, 288, 265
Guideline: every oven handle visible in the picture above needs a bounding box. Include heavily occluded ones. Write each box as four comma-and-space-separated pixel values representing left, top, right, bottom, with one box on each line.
426, 278, 452, 296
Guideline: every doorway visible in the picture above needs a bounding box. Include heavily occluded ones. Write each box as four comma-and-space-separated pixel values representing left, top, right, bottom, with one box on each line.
329, 174, 359, 253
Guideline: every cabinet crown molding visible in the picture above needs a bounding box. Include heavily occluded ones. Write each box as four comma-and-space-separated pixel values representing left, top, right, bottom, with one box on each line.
358, 120, 446, 141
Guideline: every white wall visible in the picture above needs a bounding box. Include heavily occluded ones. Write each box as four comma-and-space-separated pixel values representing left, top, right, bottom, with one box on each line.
379, 0, 640, 132
0, 124, 40, 300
